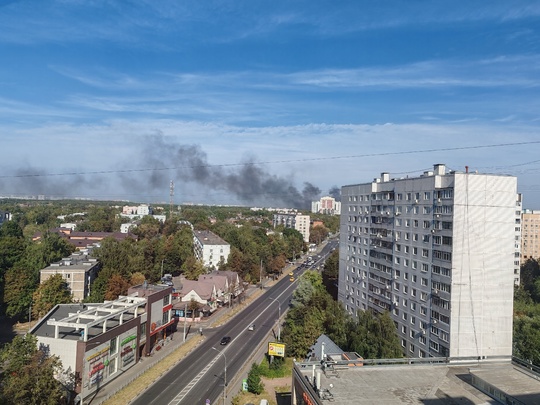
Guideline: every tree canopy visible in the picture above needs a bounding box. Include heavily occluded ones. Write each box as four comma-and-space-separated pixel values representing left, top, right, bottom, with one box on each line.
0, 334, 71, 405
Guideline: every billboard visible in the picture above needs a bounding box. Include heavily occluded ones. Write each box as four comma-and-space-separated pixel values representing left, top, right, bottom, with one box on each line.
268, 342, 286, 357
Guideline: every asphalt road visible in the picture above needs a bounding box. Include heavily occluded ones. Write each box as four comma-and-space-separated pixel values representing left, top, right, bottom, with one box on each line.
132, 239, 338, 405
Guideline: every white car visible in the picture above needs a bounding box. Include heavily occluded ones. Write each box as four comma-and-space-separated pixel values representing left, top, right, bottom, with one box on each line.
248, 324, 255, 331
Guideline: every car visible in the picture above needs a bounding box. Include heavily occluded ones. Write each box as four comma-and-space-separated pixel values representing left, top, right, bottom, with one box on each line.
248, 324, 255, 331
220, 336, 231, 345
289, 277, 295, 282
289, 271, 294, 276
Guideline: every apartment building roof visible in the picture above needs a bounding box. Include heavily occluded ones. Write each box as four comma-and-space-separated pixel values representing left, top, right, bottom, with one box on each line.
193, 230, 229, 246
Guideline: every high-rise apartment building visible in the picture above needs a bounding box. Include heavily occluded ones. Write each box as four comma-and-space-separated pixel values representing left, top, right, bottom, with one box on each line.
521, 209, 540, 262
312, 196, 341, 215
338, 164, 517, 359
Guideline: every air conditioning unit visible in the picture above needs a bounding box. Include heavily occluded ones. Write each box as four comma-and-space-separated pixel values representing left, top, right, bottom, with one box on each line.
414, 199, 419, 204
434, 289, 439, 294
435, 214, 440, 218
395, 212, 401, 216
422, 329, 426, 335
432, 319, 438, 324
437, 198, 442, 203
431, 229, 436, 233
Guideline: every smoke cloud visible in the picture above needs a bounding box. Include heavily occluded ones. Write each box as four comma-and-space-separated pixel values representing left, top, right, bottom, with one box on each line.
1, 135, 322, 209
121, 136, 321, 209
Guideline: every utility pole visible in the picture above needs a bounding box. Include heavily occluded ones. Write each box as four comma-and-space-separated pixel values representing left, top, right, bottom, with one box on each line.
260, 259, 263, 289
183, 302, 187, 342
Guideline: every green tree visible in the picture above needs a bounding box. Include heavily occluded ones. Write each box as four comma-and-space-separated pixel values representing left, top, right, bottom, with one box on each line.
322, 249, 339, 299
32, 274, 72, 319
514, 315, 540, 365
4, 264, 36, 320
309, 225, 329, 245
104, 274, 130, 301
0, 334, 69, 405
246, 362, 264, 395
182, 256, 206, 280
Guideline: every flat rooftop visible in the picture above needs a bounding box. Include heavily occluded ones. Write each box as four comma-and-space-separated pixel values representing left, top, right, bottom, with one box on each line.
295, 360, 540, 404
193, 230, 229, 246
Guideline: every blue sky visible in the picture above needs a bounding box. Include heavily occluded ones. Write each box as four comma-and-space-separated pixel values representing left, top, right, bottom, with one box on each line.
1, 1, 539, 209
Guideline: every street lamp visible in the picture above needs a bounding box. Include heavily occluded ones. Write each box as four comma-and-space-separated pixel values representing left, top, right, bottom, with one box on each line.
211, 347, 227, 405
268, 297, 281, 342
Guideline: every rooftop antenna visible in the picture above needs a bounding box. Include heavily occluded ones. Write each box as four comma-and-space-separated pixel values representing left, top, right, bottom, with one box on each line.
169, 180, 174, 219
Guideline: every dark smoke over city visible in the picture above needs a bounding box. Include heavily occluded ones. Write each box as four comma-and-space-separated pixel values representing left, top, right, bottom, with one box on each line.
1, 136, 326, 210
121, 136, 321, 209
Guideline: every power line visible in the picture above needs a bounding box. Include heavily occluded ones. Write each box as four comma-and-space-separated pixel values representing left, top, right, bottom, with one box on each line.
1, 140, 539, 179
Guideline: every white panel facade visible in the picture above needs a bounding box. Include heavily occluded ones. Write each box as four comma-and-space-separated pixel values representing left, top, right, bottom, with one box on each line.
338, 165, 516, 360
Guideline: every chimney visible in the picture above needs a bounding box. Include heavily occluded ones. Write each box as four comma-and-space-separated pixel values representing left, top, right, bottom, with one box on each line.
381, 172, 390, 182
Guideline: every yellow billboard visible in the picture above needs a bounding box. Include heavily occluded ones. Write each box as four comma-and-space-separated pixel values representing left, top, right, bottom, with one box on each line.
268, 342, 286, 357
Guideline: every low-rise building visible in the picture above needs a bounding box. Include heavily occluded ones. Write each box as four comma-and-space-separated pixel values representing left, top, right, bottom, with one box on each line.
292, 357, 540, 404
30, 283, 174, 402
40, 249, 101, 301
273, 212, 311, 243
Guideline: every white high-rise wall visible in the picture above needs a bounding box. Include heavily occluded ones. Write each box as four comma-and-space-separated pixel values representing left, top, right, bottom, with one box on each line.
338, 164, 517, 360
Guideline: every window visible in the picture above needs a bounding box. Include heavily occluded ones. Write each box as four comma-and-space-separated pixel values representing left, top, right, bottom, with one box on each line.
420, 292, 428, 301
163, 294, 171, 306
162, 310, 170, 325
421, 263, 429, 272
420, 306, 427, 315
141, 322, 147, 335
411, 302, 417, 311
110, 337, 118, 355
413, 247, 418, 255
430, 340, 439, 352
401, 325, 407, 334
109, 357, 117, 375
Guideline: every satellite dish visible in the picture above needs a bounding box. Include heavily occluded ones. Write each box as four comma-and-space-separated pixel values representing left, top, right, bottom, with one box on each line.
329, 383, 334, 389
